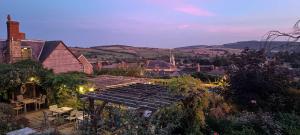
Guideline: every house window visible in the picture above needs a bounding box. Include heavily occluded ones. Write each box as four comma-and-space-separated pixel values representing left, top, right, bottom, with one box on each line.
21, 47, 32, 60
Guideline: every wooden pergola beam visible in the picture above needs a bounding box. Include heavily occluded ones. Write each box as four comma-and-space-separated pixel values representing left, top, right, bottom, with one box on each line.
84, 83, 184, 111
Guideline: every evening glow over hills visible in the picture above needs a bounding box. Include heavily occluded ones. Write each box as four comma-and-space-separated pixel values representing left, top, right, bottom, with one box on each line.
0, 0, 299, 48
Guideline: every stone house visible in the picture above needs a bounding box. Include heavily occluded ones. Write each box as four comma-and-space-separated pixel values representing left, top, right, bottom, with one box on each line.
0, 15, 93, 74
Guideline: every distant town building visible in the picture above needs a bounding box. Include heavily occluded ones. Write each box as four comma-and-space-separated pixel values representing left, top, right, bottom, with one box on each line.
90, 59, 142, 71
145, 60, 177, 72
145, 50, 177, 72
0, 15, 92, 74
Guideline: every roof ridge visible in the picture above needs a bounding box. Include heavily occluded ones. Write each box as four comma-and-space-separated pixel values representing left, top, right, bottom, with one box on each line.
21, 39, 45, 42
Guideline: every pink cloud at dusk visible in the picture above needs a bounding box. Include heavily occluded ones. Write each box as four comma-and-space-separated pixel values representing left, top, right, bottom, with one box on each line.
177, 24, 191, 29
175, 5, 214, 16
147, 0, 214, 16
176, 23, 285, 35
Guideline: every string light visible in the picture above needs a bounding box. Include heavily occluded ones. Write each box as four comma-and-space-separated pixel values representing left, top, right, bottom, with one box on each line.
79, 86, 84, 94
29, 77, 35, 82
89, 87, 95, 92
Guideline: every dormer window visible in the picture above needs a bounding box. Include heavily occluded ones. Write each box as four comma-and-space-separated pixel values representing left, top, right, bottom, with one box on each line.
21, 47, 32, 60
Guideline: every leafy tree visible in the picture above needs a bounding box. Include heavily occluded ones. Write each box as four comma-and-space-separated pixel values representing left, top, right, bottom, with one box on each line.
227, 49, 291, 112
0, 60, 52, 101
212, 56, 230, 67
151, 76, 209, 134
42, 72, 87, 107
168, 76, 206, 96
276, 52, 300, 68
0, 60, 88, 109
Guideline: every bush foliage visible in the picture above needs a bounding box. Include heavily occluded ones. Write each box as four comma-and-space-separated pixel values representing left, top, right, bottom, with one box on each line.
0, 60, 88, 107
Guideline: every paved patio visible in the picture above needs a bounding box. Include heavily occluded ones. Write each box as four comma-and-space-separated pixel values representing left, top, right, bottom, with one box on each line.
22, 110, 79, 135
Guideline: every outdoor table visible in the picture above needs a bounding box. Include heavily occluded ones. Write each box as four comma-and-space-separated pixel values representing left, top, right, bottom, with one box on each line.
49, 107, 73, 117
20, 98, 37, 112
6, 127, 37, 135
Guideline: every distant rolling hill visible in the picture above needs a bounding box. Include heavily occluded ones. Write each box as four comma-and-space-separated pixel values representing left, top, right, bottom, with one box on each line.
71, 45, 179, 62
70, 41, 300, 61
222, 41, 300, 52
71, 45, 240, 61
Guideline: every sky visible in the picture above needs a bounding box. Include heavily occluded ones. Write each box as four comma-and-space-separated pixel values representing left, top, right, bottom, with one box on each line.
0, 0, 299, 48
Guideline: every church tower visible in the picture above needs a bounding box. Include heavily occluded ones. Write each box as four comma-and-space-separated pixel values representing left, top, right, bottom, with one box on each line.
6, 15, 25, 63
169, 49, 176, 66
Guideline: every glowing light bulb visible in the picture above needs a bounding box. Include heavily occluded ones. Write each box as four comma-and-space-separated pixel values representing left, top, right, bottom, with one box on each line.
29, 77, 35, 82
79, 86, 84, 93
89, 87, 95, 92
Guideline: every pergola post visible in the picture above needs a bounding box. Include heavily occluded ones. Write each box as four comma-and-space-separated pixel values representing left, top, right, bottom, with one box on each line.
88, 97, 96, 133
33, 83, 36, 98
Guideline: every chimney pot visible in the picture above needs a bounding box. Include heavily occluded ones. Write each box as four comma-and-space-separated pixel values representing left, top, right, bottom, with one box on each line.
7, 14, 11, 21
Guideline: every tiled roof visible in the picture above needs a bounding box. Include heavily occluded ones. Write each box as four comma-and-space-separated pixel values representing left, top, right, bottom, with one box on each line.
21, 40, 45, 60
39, 41, 61, 62
38, 41, 81, 63
146, 60, 175, 69
0, 41, 6, 62
0, 41, 6, 50
0, 39, 83, 64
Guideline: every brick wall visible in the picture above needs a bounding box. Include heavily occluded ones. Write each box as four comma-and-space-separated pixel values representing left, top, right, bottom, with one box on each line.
42, 43, 83, 74
8, 40, 22, 63
7, 21, 25, 41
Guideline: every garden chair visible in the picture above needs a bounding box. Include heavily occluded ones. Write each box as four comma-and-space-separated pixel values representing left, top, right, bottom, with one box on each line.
36, 94, 42, 100
37, 95, 46, 109
17, 95, 24, 102
10, 100, 24, 116
43, 110, 56, 128
64, 110, 78, 122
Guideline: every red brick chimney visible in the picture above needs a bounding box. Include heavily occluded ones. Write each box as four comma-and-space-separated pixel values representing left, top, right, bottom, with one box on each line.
5, 15, 23, 63
6, 15, 25, 41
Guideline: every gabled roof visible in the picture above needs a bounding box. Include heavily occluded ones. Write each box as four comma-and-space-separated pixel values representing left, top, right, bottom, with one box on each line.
38, 41, 81, 63
39, 41, 61, 62
78, 54, 93, 67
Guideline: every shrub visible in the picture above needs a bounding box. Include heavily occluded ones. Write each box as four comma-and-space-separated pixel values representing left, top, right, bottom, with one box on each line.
206, 112, 300, 135
192, 72, 221, 82
275, 113, 300, 135
0, 103, 29, 134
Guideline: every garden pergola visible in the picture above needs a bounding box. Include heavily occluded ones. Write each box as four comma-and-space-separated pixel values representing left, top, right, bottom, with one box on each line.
83, 83, 183, 111
81, 83, 184, 134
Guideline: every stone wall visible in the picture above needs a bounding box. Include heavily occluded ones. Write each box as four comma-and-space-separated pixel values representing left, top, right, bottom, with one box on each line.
8, 40, 22, 63
42, 43, 83, 74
